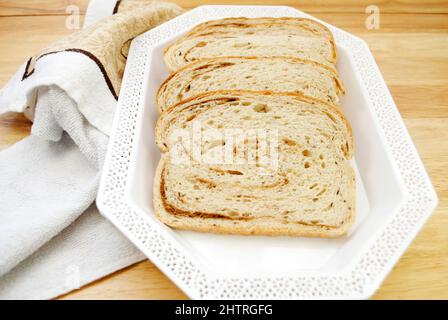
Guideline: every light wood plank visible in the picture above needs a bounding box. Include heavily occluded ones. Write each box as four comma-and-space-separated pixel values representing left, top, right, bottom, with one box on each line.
0, 0, 89, 16
0, 113, 31, 150
0, 15, 84, 86
171, 0, 448, 13
313, 11, 448, 32
389, 85, 448, 118
61, 261, 188, 300
1, 0, 448, 16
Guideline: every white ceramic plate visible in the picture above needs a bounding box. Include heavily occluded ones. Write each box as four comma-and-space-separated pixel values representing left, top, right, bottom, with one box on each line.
97, 5, 438, 299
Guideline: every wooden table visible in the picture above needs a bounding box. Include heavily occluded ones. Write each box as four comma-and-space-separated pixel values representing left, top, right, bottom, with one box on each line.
0, 0, 447, 300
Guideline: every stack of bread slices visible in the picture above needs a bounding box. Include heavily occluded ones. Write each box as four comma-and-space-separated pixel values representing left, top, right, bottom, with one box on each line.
154, 17, 355, 237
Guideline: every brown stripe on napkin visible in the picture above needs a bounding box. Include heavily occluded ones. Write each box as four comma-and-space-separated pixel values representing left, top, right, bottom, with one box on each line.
113, 0, 122, 14
22, 49, 119, 100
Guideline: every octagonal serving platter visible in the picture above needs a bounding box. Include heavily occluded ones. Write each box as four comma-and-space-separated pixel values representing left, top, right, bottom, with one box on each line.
96, 5, 438, 299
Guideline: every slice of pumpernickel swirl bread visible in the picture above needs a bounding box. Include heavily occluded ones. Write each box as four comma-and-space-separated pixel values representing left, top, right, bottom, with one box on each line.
183, 17, 335, 41
157, 56, 345, 112
164, 18, 337, 72
154, 91, 355, 237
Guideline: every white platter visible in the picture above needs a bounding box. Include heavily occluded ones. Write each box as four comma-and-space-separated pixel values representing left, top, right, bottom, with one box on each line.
97, 5, 438, 299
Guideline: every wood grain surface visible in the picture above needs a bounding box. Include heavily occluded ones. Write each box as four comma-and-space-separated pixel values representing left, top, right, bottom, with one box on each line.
0, 0, 447, 300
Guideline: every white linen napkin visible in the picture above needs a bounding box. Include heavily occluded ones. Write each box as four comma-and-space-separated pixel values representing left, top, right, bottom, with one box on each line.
0, 0, 183, 299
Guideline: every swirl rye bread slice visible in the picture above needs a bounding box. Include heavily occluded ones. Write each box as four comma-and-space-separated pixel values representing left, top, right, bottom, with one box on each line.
153, 91, 355, 237
157, 56, 345, 112
183, 17, 335, 40
164, 17, 337, 72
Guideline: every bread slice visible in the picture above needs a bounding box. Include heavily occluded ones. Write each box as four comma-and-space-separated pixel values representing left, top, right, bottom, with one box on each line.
164, 18, 337, 72
154, 91, 355, 237
157, 56, 345, 112
184, 17, 334, 40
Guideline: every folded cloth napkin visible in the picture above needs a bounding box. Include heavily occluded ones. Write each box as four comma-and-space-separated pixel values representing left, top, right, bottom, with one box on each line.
0, 0, 183, 299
